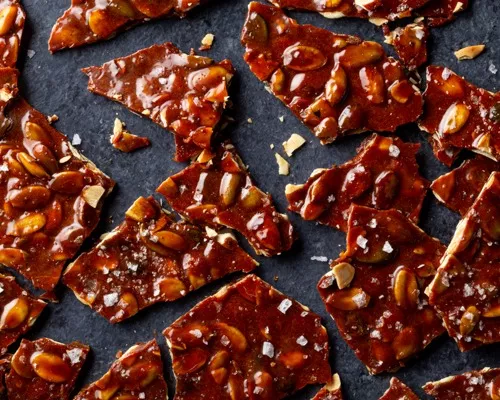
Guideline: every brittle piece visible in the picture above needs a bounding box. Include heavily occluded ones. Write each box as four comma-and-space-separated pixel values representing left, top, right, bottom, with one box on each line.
384, 22, 429, 70
0, 98, 115, 291
83, 43, 234, 162
431, 156, 499, 215
6, 338, 89, 400
49, 0, 203, 52
0, 274, 46, 355
164, 274, 331, 399
64, 196, 257, 323
419, 66, 500, 165
111, 118, 150, 153
380, 378, 419, 400
427, 172, 500, 351
242, 3, 423, 144
423, 368, 500, 399
0, 0, 24, 69
416, 0, 468, 27
75, 340, 167, 400
0, 1, 25, 121
312, 374, 344, 400
266, 0, 431, 21
157, 142, 295, 257
286, 134, 429, 232
318, 205, 446, 374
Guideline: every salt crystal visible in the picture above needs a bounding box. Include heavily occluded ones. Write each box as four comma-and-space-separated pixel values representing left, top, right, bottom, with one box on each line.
103, 292, 119, 307
72, 134, 82, 145
278, 299, 292, 314
356, 235, 368, 249
189, 329, 202, 338
489, 61, 498, 74
27, 49, 36, 59
262, 341, 274, 358
310, 256, 328, 262
66, 348, 83, 365
352, 292, 368, 308
296, 336, 308, 346
388, 144, 400, 157
382, 241, 393, 253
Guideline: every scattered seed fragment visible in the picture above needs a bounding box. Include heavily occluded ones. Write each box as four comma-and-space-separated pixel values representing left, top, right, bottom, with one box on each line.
454, 45, 485, 61
275, 153, 290, 175
199, 33, 215, 50
283, 133, 306, 157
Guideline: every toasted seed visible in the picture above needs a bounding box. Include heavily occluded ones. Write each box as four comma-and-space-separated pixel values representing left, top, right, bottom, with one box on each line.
23, 121, 51, 144
270, 68, 285, 93
188, 66, 230, 91
0, 248, 25, 268
82, 185, 106, 208
454, 44, 485, 61
0, 297, 30, 330
157, 277, 187, 300
17, 152, 49, 178
118, 292, 139, 318
325, 64, 348, 105
283, 45, 327, 72
483, 303, 500, 318
393, 268, 419, 309
9, 186, 51, 210
389, 80, 414, 104
49, 171, 85, 194
336, 41, 384, 68
156, 177, 178, 197
173, 348, 208, 375
31, 352, 72, 383
210, 367, 228, 384
154, 231, 187, 251
10, 213, 47, 236
32, 144, 59, 174
392, 327, 419, 360
439, 103, 470, 135
332, 262, 355, 289
242, 12, 268, 45
278, 350, 306, 369
459, 305, 480, 336
214, 322, 248, 353
0, 5, 18, 36
126, 197, 157, 222
220, 172, 242, 206
228, 375, 245, 400
240, 187, 265, 210
108, 0, 136, 18
372, 170, 399, 208
436, 72, 465, 98
326, 287, 370, 310
209, 350, 229, 371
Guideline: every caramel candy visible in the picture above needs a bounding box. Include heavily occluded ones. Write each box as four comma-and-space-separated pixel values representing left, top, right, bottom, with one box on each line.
164, 274, 331, 399
74, 340, 167, 400
157, 142, 295, 257
242, 2, 423, 145
318, 205, 446, 374
6, 338, 89, 400
83, 43, 234, 162
0, 98, 114, 291
286, 134, 428, 232
64, 196, 257, 323
427, 172, 500, 351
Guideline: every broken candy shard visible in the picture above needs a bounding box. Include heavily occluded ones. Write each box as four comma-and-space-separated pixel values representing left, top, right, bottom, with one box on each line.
266, 0, 431, 21
242, 2, 423, 145
419, 66, 500, 165
82, 42, 234, 162
286, 134, 429, 232
63, 196, 257, 323
157, 142, 295, 257
0, 98, 115, 291
6, 338, 89, 400
384, 22, 429, 70
430, 155, 499, 216
423, 367, 500, 399
379, 378, 419, 400
0, 274, 46, 356
48, 0, 203, 52
318, 205, 446, 374
427, 172, 500, 351
74, 339, 168, 400
164, 274, 331, 400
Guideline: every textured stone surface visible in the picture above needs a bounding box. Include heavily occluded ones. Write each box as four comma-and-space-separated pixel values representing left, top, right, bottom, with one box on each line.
15, 0, 500, 398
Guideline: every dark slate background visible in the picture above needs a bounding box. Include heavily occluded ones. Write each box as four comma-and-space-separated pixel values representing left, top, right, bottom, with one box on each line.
14, 0, 500, 398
